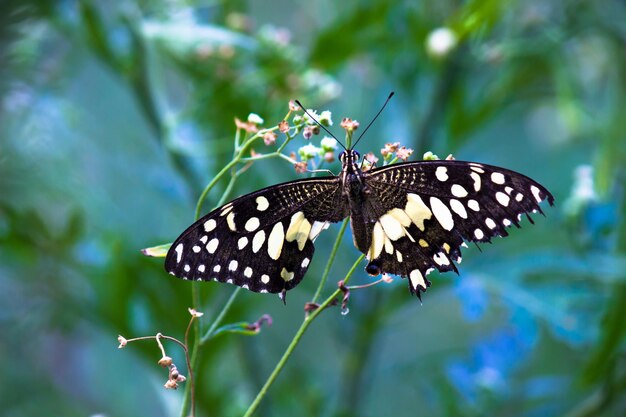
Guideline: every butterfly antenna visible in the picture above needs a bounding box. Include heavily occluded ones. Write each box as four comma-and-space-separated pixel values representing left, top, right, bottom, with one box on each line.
295, 100, 347, 151
351, 91, 395, 150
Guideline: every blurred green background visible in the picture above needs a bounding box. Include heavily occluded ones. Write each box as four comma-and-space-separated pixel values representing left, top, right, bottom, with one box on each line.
2, 0, 626, 416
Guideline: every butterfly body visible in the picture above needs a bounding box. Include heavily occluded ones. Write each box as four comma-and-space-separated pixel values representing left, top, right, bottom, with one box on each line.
165, 149, 553, 298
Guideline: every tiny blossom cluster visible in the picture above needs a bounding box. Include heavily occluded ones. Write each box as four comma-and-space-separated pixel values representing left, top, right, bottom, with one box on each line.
299, 143, 323, 160
423, 151, 439, 160
300, 109, 333, 127
163, 363, 187, 389
263, 131, 277, 145
361, 152, 379, 171
320, 137, 338, 151
340, 118, 360, 132
235, 117, 259, 133
381, 142, 414, 161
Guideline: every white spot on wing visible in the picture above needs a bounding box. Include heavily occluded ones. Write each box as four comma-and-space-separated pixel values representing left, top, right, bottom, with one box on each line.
245, 217, 260, 232
198, 264, 205, 272
213, 265, 221, 272
433, 252, 450, 266
531, 185, 542, 202
261, 274, 270, 284
470, 172, 482, 192
474, 228, 485, 240
467, 199, 480, 211
256, 196, 269, 211
252, 230, 265, 253
204, 219, 217, 232
470, 164, 485, 174
175, 243, 183, 263
515, 193, 524, 202
451, 184, 468, 198
409, 269, 426, 291
267, 222, 285, 260
226, 212, 236, 231
184, 264, 191, 272
496, 191, 510, 207
193, 245, 201, 253
229, 260, 238, 271
368, 222, 385, 260
405, 193, 432, 231
379, 213, 406, 241
450, 199, 468, 219
435, 166, 448, 181
206, 238, 219, 254
238, 236, 249, 250
430, 197, 454, 231
309, 221, 330, 241
244, 267, 253, 278
280, 268, 294, 281
485, 218, 497, 229
301, 258, 310, 268
285, 211, 312, 251
491, 172, 505, 184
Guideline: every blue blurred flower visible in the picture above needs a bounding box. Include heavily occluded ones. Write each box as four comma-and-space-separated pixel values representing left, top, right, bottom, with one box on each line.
445, 307, 538, 401
454, 275, 489, 322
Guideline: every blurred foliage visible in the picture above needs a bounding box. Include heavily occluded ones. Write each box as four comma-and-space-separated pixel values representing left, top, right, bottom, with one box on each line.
1, 0, 626, 416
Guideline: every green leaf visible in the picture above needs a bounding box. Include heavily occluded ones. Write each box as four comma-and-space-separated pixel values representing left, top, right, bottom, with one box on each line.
140, 243, 171, 257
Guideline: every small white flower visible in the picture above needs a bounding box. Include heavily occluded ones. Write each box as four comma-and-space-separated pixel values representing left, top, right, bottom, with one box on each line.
320, 136, 338, 151
426, 27, 457, 57
247, 113, 264, 125
422, 151, 440, 161
303, 109, 320, 124
298, 143, 323, 160
319, 110, 333, 126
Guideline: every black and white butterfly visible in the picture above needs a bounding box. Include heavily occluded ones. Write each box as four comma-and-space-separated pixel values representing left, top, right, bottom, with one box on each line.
165, 97, 554, 300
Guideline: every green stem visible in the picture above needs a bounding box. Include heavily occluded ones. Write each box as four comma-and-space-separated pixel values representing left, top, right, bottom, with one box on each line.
201, 287, 242, 344
194, 158, 239, 220
243, 254, 365, 417
312, 219, 349, 304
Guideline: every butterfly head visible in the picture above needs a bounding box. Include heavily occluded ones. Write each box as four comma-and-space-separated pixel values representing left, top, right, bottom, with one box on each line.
339, 149, 361, 173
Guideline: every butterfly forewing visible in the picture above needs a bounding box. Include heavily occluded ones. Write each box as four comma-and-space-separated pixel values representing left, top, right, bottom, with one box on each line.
165, 177, 347, 294
359, 160, 554, 295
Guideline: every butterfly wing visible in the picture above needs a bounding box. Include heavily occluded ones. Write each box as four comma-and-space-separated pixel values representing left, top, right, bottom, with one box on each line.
359, 160, 554, 296
165, 176, 347, 295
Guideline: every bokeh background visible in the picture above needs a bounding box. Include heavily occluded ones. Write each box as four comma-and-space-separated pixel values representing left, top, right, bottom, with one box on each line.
2, 1, 626, 416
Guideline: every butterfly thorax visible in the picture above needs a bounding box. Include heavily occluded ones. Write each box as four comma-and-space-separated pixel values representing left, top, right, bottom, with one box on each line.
339, 150, 373, 255
339, 149, 365, 196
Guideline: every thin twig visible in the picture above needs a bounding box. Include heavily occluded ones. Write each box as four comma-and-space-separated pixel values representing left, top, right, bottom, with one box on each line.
312, 218, 349, 303
243, 254, 365, 417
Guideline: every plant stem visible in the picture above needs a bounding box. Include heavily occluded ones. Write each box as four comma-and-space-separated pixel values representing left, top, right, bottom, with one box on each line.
243, 254, 365, 417
312, 218, 349, 304
201, 287, 242, 344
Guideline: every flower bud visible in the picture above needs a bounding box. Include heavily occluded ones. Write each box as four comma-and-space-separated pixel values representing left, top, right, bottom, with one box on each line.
263, 132, 277, 145
247, 113, 264, 125
164, 379, 178, 389
158, 356, 173, 367
117, 335, 127, 349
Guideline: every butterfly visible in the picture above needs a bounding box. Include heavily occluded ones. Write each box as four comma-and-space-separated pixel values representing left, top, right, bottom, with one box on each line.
165, 96, 554, 301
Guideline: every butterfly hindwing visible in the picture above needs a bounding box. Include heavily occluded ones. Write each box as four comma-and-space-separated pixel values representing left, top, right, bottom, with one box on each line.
165, 177, 347, 294
359, 160, 554, 295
